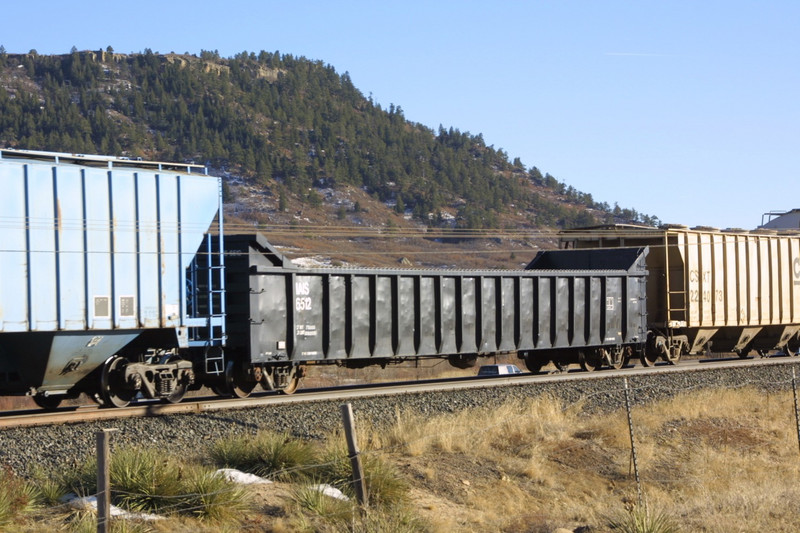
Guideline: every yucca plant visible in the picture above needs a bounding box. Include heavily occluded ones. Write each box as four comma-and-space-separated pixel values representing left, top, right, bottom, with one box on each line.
346, 507, 429, 533
109, 447, 186, 513
0, 468, 37, 526
56, 444, 252, 522
607, 503, 682, 533
0, 482, 15, 527
180, 467, 251, 521
290, 481, 353, 522
65, 511, 154, 533
250, 431, 318, 481
60, 457, 101, 498
27, 465, 74, 507
210, 431, 318, 481
208, 434, 258, 472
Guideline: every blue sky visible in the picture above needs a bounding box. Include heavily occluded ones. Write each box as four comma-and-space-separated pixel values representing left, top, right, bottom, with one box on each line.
3, 1, 798, 229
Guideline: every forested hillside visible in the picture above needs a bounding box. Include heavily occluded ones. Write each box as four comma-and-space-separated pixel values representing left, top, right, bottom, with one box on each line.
0, 47, 658, 232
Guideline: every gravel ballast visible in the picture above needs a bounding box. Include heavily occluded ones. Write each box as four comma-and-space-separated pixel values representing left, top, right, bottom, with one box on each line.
1, 360, 798, 477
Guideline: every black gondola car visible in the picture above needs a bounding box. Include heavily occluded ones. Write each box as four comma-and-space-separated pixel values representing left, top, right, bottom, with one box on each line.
218, 234, 650, 394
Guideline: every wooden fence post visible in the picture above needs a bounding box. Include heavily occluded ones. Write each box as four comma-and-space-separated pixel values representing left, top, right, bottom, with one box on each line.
96, 428, 117, 533
792, 368, 800, 454
340, 403, 367, 507
623, 378, 642, 507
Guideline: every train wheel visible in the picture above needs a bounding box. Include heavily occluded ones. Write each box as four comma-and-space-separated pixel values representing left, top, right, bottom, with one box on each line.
578, 350, 598, 372
666, 342, 686, 365
608, 348, 626, 370
210, 384, 229, 396
280, 368, 301, 395
448, 354, 478, 369
225, 362, 256, 399
666, 350, 681, 364
161, 383, 187, 403
100, 356, 135, 408
641, 333, 664, 367
33, 395, 62, 410
162, 388, 186, 404
787, 337, 800, 356
553, 360, 570, 372
640, 350, 660, 367
160, 356, 188, 404
523, 353, 544, 374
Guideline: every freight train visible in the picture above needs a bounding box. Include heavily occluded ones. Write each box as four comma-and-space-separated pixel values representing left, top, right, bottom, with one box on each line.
0, 150, 798, 409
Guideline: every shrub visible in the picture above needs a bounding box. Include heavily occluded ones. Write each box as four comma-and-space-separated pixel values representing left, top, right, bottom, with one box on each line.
65, 512, 153, 533
209, 434, 257, 472
181, 467, 251, 521
0, 468, 37, 526
210, 431, 317, 481
58, 457, 100, 498
607, 503, 682, 533
43, 445, 251, 523
290, 482, 353, 522
29, 465, 71, 507
110, 447, 185, 513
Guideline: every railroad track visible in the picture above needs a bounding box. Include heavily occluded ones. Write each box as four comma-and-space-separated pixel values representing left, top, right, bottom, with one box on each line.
2, 354, 799, 479
2, 354, 794, 429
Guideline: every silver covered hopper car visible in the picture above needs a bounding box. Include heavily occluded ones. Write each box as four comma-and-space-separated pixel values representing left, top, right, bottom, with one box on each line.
0, 149, 224, 407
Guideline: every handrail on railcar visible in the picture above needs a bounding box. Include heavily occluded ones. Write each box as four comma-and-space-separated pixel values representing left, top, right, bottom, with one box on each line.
0, 148, 207, 174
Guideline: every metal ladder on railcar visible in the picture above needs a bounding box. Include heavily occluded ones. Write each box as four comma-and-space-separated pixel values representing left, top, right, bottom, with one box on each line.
664, 232, 688, 328
186, 228, 227, 376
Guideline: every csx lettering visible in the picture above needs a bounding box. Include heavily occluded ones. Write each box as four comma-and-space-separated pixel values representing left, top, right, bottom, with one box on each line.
689, 270, 712, 283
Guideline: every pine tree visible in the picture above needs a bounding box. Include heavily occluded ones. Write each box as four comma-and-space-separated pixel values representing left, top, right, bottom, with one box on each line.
0, 49, 657, 229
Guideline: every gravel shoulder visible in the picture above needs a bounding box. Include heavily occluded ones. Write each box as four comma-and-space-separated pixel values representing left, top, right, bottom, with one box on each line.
1, 359, 796, 478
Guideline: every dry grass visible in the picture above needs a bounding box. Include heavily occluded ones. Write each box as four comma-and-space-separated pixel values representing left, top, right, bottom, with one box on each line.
372, 395, 578, 458
360, 387, 800, 532
9, 386, 800, 532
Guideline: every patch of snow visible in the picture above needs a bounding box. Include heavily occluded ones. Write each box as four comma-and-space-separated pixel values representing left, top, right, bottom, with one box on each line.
291, 256, 333, 268
216, 468, 273, 485
63, 494, 163, 521
312, 484, 350, 501
291, 256, 353, 268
